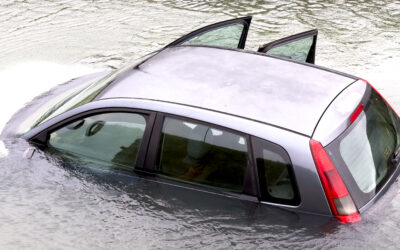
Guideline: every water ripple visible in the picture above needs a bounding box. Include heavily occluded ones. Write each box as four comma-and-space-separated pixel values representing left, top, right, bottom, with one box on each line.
1, 0, 400, 249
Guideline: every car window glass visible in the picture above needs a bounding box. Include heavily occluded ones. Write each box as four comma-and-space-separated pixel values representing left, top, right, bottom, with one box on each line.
157, 117, 248, 191
32, 52, 157, 128
181, 24, 244, 49
262, 149, 295, 200
339, 93, 397, 193
252, 137, 299, 205
266, 36, 313, 62
48, 112, 147, 171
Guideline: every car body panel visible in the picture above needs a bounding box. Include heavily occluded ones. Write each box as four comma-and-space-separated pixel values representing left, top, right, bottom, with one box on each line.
50, 154, 330, 227
312, 80, 367, 146
97, 46, 356, 136
23, 97, 331, 215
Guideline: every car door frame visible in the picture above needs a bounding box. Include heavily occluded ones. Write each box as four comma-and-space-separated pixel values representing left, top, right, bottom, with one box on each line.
165, 16, 252, 49
25, 107, 157, 170
258, 29, 318, 64
143, 111, 260, 201
22, 100, 307, 211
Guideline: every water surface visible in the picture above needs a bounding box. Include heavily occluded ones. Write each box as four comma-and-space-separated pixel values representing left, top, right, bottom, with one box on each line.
1, 0, 400, 249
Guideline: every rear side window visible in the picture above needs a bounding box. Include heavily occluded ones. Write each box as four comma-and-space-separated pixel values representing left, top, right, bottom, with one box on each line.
156, 117, 248, 192
252, 137, 300, 205
327, 88, 400, 205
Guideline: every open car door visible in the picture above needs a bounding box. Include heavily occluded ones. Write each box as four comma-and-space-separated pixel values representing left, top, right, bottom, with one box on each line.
166, 16, 252, 49
258, 29, 318, 64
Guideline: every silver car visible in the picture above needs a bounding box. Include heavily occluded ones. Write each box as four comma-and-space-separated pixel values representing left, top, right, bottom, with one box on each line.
7, 17, 400, 224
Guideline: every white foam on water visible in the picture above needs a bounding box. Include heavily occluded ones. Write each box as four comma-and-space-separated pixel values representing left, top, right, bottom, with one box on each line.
0, 141, 7, 158
0, 61, 101, 134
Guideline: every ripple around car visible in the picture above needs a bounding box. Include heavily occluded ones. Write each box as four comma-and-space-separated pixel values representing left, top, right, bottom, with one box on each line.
5, 16, 400, 224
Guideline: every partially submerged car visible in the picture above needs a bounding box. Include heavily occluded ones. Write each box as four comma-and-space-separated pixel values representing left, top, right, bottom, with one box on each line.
7, 17, 400, 223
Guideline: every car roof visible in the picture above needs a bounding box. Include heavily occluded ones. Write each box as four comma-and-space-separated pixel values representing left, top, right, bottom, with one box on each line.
97, 46, 357, 136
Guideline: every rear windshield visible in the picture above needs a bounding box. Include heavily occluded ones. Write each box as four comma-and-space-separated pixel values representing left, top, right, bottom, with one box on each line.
326, 87, 400, 207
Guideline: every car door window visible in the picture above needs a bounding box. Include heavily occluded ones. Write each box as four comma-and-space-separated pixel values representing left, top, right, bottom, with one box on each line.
181, 23, 244, 49
252, 137, 300, 205
156, 117, 249, 192
258, 29, 318, 64
48, 112, 147, 171
166, 16, 252, 49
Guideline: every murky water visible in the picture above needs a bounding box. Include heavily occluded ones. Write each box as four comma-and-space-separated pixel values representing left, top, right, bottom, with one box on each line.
1, 0, 400, 249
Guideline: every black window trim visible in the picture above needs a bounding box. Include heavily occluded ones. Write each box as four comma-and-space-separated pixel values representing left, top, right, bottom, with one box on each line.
28, 107, 157, 170
144, 112, 259, 198
30, 108, 300, 207
165, 16, 252, 49
250, 136, 301, 206
257, 29, 318, 64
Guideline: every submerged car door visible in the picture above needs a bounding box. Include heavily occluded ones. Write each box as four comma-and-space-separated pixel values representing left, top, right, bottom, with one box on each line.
26, 109, 156, 175
258, 29, 318, 64
165, 16, 252, 49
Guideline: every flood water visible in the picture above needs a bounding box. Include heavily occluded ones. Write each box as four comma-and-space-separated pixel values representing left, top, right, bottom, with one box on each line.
1, 0, 400, 249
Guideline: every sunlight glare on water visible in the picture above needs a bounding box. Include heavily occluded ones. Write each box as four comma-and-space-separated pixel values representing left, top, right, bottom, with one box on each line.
0, 0, 400, 249
0, 62, 100, 133
0, 141, 8, 158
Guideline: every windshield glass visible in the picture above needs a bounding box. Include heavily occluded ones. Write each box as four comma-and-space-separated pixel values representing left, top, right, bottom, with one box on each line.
16, 79, 95, 135
31, 52, 157, 129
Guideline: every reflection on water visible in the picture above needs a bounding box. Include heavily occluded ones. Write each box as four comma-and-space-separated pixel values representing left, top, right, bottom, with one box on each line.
1, 0, 400, 249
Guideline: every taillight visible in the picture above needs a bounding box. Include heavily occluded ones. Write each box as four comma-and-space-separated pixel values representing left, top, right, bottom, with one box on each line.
360, 78, 399, 117
310, 139, 361, 223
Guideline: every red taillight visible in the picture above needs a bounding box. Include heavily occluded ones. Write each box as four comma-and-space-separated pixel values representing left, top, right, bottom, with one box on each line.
310, 139, 361, 223
350, 104, 364, 124
360, 78, 399, 117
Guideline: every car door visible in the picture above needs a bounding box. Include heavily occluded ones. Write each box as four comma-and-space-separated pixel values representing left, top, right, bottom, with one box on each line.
27, 109, 156, 174
258, 29, 318, 64
165, 16, 252, 49
144, 113, 259, 199
143, 112, 300, 207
